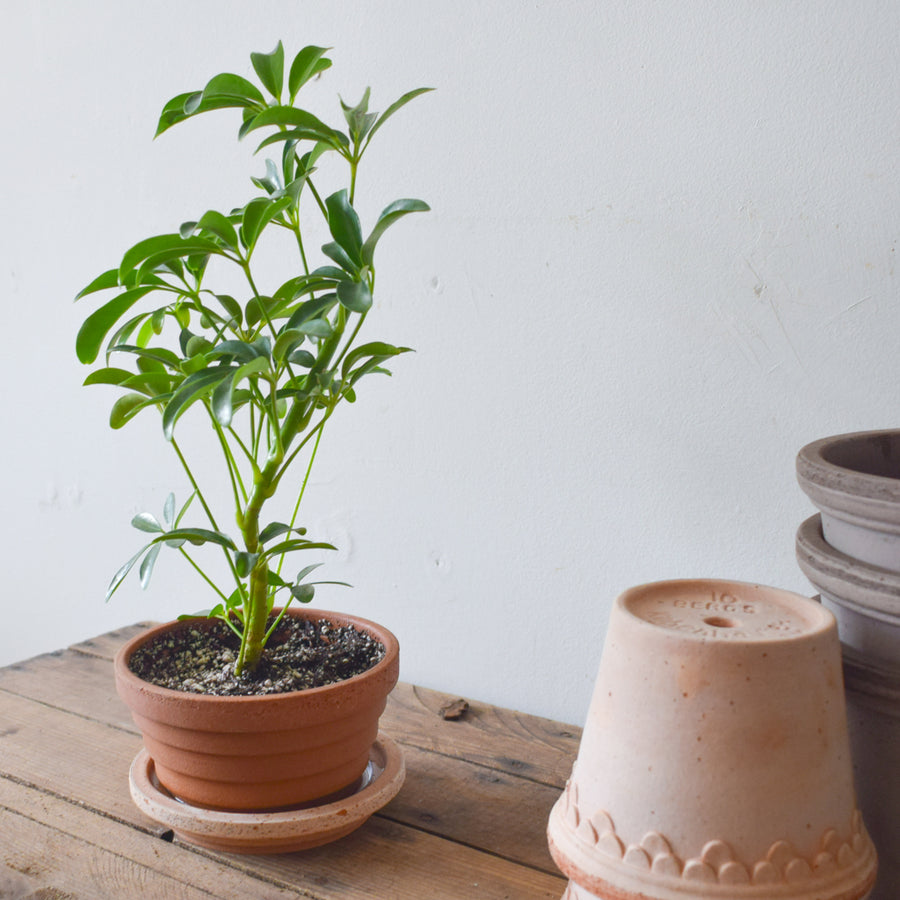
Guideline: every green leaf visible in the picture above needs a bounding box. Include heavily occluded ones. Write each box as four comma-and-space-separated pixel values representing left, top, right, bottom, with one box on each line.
131, 512, 163, 533
163, 493, 176, 528
212, 294, 242, 326
209, 339, 268, 364
162, 367, 234, 439
235, 551, 260, 578
150, 527, 237, 551
341, 341, 410, 378
109, 393, 156, 429
109, 345, 182, 371
83, 367, 134, 387
321, 241, 358, 274
284, 293, 338, 328
290, 583, 315, 603
294, 562, 323, 582
106, 545, 150, 602
273, 329, 306, 363
288, 46, 332, 99
122, 371, 175, 397
296, 318, 333, 338
197, 210, 239, 251
75, 268, 119, 300
336, 279, 372, 313
250, 41, 284, 98
325, 190, 363, 266
76, 286, 155, 364
240, 196, 291, 253
366, 87, 434, 145
139, 543, 162, 590
259, 522, 307, 544
241, 106, 336, 142
211, 356, 269, 427
361, 198, 430, 267
202, 72, 265, 106
119, 234, 222, 281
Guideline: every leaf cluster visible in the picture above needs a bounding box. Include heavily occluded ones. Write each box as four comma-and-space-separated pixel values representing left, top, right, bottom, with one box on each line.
75, 42, 431, 674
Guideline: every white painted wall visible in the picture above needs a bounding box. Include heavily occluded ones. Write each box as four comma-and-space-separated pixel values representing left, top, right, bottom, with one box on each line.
2, 1, 898, 725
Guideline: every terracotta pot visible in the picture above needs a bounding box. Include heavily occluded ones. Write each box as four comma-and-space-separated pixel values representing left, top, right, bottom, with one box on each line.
797, 430, 900, 572
115, 607, 399, 812
547, 579, 877, 900
796, 514, 900, 669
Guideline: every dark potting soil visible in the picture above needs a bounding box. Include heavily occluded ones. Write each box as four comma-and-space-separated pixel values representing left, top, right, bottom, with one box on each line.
128, 616, 385, 696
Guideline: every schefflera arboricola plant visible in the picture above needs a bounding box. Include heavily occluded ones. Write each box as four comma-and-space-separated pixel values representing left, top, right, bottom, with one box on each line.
75, 42, 431, 676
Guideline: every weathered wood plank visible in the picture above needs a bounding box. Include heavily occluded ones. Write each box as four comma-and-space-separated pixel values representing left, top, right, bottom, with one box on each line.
386, 682, 580, 788
0, 690, 566, 898
68, 622, 157, 660
383, 744, 561, 875
3, 640, 581, 790
0, 647, 567, 873
0, 777, 308, 900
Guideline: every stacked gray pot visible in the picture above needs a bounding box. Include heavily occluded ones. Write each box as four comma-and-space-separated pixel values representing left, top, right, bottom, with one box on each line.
796, 430, 900, 900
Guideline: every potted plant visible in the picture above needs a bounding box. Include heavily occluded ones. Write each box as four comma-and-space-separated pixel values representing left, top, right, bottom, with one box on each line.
74, 41, 431, 848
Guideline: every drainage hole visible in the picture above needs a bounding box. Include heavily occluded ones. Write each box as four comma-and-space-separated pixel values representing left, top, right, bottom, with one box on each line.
704, 616, 738, 628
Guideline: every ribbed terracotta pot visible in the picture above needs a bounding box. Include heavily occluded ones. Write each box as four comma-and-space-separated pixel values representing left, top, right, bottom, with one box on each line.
547, 579, 877, 900
115, 607, 399, 812
797, 430, 900, 572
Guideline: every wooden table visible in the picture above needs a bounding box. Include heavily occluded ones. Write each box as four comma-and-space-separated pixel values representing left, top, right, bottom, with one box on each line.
0, 623, 577, 899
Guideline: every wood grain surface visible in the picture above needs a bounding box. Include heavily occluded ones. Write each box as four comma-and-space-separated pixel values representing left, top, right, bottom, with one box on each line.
0, 624, 578, 899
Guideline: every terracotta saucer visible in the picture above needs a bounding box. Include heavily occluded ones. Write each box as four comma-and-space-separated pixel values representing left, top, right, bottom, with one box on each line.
129, 734, 405, 854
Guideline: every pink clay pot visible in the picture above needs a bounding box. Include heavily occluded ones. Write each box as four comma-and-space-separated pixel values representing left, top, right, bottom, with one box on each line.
547, 579, 877, 900
115, 607, 399, 812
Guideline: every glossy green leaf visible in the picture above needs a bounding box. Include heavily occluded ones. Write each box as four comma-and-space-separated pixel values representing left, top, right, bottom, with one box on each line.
211, 356, 269, 427
273, 329, 305, 363
240, 195, 291, 253
341, 341, 410, 378
76, 286, 155, 364
324, 190, 363, 265
296, 318, 333, 338
109, 392, 155, 429
197, 210, 239, 250
361, 198, 430, 267
83, 367, 134, 387
321, 241, 357, 273
284, 293, 338, 328
258, 521, 307, 544
235, 551, 260, 578
109, 345, 182, 371
209, 339, 267, 363
75, 268, 118, 301
162, 367, 234, 440
149, 527, 237, 550
275, 273, 339, 302
366, 87, 434, 145
241, 105, 335, 140
212, 294, 242, 326
250, 41, 284, 98
336, 279, 372, 313
119, 234, 222, 281
202, 72, 266, 106
122, 371, 174, 397
288, 46, 331, 99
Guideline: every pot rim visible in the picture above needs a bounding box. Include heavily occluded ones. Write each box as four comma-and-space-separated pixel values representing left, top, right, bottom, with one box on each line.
796, 515, 900, 621
797, 429, 900, 503
114, 606, 400, 707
